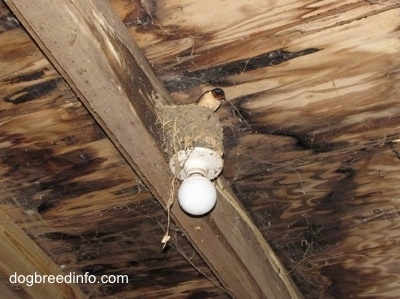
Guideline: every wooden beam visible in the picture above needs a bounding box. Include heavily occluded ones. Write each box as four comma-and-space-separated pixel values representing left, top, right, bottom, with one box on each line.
5, 1, 303, 297
0, 208, 86, 299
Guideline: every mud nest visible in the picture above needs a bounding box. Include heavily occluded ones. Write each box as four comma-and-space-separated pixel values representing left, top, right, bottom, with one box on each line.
156, 102, 224, 158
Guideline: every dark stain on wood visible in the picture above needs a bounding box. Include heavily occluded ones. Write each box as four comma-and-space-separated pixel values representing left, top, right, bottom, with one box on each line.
36, 198, 226, 297
229, 142, 400, 296
3, 78, 60, 104
3, 0, 400, 297
164, 48, 320, 92
319, 263, 360, 298
0, 2, 20, 33
112, 184, 147, 196
221, 103, 344, 156
108, 1, 400, 297
120, 0, 154, 28
119, 0, 208, 45
3, 68, 46, 83
232, 96, 400, 153
1, 145, 124, 210
223, 100, 388, 296
0, 4, 228, 296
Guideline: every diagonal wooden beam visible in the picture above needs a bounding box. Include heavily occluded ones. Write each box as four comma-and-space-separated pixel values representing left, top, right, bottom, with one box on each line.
0, 208, 86, 298
5, 1, 303, 297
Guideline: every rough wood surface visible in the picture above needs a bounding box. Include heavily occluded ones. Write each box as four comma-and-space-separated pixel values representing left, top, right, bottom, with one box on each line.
0, 2, 226, 298
0, 208, 86, 299
4, 0, 302, 298
109, 0, 400, 297
2, 0, 400, 297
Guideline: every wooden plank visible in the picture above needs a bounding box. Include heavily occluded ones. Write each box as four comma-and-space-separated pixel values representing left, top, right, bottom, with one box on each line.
0, 208, 86, 299
231, 142, 400, 297
108, 0, 400, 297
112, 0, 400, 148
0, 3, 226, 298
5, 0, 303, 298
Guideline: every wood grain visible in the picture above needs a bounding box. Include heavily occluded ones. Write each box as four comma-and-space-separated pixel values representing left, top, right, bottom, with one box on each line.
2, 0, 400, 297
229, 142, 400, 297
0, 2, 226, 298
5, 0, 302, 298
108, 0, 400, 297
0, 208, 86, 299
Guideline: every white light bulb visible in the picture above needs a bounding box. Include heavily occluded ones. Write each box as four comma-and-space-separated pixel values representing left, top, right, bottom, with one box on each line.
169, 147, 223, 217
178, 175, 217, 216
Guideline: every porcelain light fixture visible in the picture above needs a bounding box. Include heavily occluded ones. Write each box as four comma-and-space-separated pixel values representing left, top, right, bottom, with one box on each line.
169, 147, 223, 216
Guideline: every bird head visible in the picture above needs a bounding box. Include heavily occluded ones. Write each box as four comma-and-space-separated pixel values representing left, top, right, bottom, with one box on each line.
211, 88, 226, 102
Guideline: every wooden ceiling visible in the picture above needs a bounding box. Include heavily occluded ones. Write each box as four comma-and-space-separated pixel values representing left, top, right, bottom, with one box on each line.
1, 0, 400, 298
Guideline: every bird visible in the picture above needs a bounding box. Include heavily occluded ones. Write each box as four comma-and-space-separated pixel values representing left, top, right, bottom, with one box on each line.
196, 88, 226, 112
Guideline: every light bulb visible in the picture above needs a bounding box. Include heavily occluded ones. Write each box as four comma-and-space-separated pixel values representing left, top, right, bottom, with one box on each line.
178, 174, 217, 216
169, 147, 223, 216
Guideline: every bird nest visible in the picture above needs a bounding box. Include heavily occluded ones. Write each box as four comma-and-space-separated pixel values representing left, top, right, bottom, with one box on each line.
155, 102, 224, 159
